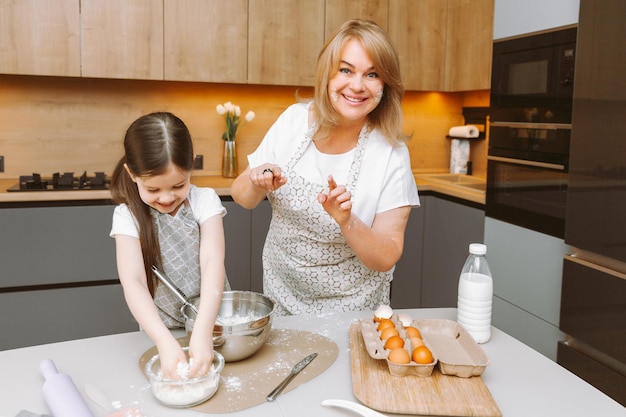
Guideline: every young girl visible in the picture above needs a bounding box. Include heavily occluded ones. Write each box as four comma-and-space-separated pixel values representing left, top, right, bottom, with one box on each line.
110, 112, 228, 379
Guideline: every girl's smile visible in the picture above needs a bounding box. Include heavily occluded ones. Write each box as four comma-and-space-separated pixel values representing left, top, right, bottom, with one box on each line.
127, 163, 191, 216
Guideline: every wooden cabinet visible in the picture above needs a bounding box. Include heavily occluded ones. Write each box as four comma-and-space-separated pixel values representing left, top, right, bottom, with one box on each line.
0, 0, 493, 89
443, 0, 494, 91
0, 0, 80, 76
81, 0, 163, 80
325, 0, 389, 37
388, 0, 447, 91
248, 0, 324, 86
164, 0, 247, 83
389, 0, 493, 91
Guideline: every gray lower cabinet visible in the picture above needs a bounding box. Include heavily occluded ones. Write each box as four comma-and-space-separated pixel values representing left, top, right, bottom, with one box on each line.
0, 199, 271, 350
391, 204, 425, 308
222, 199, 270, 293
392, 195, 485, 309
222, 200, 252, 291
0, 204, 137, 350
0, 194, 481, 349
0, 284, 134, 350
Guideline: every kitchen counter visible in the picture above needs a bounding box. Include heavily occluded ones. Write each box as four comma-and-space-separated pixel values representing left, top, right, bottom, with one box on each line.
0, 173, 486, 204
1, 308, 623, 417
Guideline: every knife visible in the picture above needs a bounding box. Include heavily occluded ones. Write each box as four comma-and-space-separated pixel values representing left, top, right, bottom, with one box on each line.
266, 353, 318, 401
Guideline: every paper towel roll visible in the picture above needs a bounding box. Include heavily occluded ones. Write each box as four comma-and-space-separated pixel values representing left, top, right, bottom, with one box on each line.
450, 139, 470, 174
448, 125, 479, 138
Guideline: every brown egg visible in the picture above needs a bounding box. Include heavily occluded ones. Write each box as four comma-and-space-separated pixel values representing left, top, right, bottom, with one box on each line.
376, 319, 395, 332
410, 337, 425, 349
405, 326, 422, 339
380, 326, 400, 341
388, 347, 411, 364
412, 345, 434, 364
384, 335, 405, 350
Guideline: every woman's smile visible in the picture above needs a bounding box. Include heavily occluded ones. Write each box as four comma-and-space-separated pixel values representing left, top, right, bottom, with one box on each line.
328, 39, 384, 125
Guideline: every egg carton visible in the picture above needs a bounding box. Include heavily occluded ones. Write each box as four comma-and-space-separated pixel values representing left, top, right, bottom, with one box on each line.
360, 317, 437, 377
415, 318, 489, 377
360, 317, 489, 378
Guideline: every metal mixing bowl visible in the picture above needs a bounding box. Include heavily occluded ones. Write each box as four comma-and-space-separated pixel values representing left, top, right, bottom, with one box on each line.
181, 291, 275, 362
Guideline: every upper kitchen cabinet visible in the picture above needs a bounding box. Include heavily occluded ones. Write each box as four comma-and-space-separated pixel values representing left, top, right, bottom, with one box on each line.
163, 0, 248, 83
388, 0, 447, 91
248, 0, 324, 86
81, 0, 163, 80
443, 0, 493, 91
0, 0, 80, 76
325, 0, 389, 37
389, 0, 493, 91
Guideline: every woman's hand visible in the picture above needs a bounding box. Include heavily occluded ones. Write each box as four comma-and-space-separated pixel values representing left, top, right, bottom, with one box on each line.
249, 164, 287, 192
317, 175, 353, 226
232, 164, 287, 209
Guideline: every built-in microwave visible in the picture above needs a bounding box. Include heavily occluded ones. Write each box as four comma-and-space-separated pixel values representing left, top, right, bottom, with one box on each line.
490, 26, 577, 123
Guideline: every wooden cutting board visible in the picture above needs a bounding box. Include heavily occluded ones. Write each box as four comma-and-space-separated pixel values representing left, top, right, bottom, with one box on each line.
350, 322, 502, 417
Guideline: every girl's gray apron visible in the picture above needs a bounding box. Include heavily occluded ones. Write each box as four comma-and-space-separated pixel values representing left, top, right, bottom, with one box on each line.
152, 204, 230, 327
264, 124, 392, 315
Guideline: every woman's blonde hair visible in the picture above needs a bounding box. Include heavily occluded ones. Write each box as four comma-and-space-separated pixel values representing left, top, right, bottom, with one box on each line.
311, 19, 407, 144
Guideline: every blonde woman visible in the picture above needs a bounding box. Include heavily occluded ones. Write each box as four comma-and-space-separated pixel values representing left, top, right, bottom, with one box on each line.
232, 20, 420, 315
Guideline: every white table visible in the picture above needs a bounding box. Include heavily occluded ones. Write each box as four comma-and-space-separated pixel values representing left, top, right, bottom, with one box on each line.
1, 308, 623, 417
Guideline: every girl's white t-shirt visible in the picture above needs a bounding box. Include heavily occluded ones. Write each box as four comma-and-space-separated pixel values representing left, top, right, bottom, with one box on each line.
110, 185, 226, 238
248, 102, 420, 226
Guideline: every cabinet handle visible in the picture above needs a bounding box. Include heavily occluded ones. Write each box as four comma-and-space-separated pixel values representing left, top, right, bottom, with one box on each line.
487, 155, 566, 171
490, 121, 571, 130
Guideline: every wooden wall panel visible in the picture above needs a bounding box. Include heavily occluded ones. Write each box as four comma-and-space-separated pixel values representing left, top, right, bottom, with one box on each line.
0, 75, 488, 180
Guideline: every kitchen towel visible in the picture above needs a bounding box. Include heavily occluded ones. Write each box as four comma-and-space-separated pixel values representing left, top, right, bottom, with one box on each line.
450, 139, 470, 174
449, 125, 479, 138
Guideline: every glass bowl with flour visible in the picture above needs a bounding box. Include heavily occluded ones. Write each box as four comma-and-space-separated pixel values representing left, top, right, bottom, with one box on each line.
145, 348, 224, 408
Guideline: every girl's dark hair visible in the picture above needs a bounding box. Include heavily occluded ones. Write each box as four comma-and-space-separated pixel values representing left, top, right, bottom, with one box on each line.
110, 112, 194, 296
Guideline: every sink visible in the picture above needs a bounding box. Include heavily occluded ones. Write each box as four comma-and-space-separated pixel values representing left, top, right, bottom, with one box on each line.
419, 173, 486, 192
456, 182, 486, 191
424, 174, 485, 184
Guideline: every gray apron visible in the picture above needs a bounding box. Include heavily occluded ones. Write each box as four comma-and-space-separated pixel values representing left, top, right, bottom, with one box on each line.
152, 203, 230, 328
264, 124, 392, 315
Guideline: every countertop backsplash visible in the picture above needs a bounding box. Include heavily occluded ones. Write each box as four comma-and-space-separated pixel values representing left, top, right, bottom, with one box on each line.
0, 75, 489, 179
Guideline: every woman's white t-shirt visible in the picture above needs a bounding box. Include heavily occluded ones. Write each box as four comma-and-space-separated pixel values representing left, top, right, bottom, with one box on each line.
248, 102, 420, 226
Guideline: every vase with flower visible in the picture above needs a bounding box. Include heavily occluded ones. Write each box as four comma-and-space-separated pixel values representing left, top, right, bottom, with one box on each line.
216, 101, 255, 178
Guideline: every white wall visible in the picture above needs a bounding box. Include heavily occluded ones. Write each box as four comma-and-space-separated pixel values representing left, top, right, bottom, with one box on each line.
494, 0, 580, 39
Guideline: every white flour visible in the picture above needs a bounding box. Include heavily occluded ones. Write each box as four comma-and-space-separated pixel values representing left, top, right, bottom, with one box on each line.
216, 311, 261, 326
153, 361, 219, 406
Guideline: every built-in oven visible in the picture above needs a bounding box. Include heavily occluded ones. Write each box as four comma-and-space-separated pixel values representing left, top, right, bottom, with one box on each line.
486, 121, 570, 239
487, 26, 576, 239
